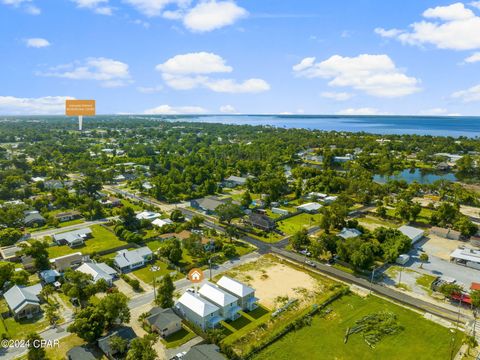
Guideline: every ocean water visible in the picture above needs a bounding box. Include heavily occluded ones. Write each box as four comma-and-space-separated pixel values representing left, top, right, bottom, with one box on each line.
171, 115, 480, 138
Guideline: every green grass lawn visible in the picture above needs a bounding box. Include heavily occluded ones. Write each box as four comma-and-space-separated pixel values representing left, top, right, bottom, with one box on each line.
58, 219, 85, 228
228, 314, 251, 330
0, 300, 50, 339
45, 334, 86, 360
386, 207, 433, 225
357, 216, 399, 228
162, 325, 196, 349
252, 294, 463, 360
130, 259, 180, 284
276, 213, 322, 235
47, 224, 128, 258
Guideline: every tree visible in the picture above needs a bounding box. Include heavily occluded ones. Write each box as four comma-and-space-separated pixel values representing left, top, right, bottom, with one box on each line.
464, 335, 478, 356
189, 215, 203, 228
62, 269, 100, 304
40, 284, 54, 302
26, 332, 47, 360
471, 289, 480, 308
0, 204, 25, 228
119, 206, 139, 231
109, 335, 129, 356
289, 229, 310, 251
376, 206, 387, 219
11, 269, 29, 286
170, 209, 185, 222
67, 306, 106, 343
320, 207, 332, 233
156, 273, 174, 308
241, 191, 252, 208
395, 200, 411, 222
225, 225, 240, 242
454, 216, 478, 237
0, 262, 14, 288
126, 335, 157, 360
0, 228, 22, 246
419, 253, 429, 269
216, 202, 244, 224
22, 240, 50, 270
98, 293, 131, 328
410, 202, 422, 222
222, 243, 237, 258
438, 283, 463, 298
45, 303, 60, 326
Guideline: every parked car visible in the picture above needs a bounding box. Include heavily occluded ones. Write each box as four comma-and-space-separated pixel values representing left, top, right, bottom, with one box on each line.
299, 249, 311, 257
305, 260, 316, 267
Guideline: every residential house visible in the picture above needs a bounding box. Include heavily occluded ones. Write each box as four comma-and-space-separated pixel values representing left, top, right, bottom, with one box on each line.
76, 262, 117, 285
152, 218, 173, 228
113, 247, 153, 273
144, 307, 182, 338
271, 207, 289, 216
338, 228, 363, 239
21, 255, 36, 271
217, 276, 257, 311
23, 210, 46, 227
4, 284, 42, 319
100, 197, 122, 208
135, 211, 161, 221
98, 326, 137, 360
431, 226, 462, 240
450, 247, 480, 270
246, 213, 275, 231
398, 225, 425, 244
0, 245, 22, 262
296, 202, 322, 213
39, 269, 60, 284
49, 252, 83, 272
183, 344, 227, 360
54, 211, 81, 223
190, 196, 228, 214
223, 175, 248, 188
175, 291, 223, 330
322, 196, 338, 204
44, 180, 64, 190
53, 228, 92, 248
199, 282, 241, 321
66, 346, 96, 360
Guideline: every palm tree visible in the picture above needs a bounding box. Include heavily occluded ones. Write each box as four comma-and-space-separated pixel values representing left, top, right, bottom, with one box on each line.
419, 253, 429, 269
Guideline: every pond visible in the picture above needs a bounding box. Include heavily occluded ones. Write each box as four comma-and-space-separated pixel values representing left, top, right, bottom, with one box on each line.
373, 168, 457, 184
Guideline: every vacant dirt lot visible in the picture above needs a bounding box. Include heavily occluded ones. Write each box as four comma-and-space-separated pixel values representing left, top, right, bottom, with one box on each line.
422, 235, 467, 260
224, 256, 322, 309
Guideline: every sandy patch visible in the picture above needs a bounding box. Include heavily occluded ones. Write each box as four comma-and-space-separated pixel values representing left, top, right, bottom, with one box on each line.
423, 235, 468, 260
460, 204, 480, 219
113, 278, 138, 297
232, 262, 320, 309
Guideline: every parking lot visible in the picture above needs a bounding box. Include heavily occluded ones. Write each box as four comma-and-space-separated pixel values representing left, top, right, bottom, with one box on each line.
404, 237, 480, 288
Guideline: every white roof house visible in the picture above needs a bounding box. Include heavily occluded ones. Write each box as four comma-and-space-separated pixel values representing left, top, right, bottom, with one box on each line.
450, 248, 480, 264
217, 276, 254, 298
199, 282, 239, 308
4, 284, 42, 316
398, 225, 424, 244
323, 196, 338, 204
177, 291, 219, 318
338, 228, 362, 239
136, 211, 161, 221
76, 262, 117, 284
114, 247, 152, 271
53, 228, 92, 247
152, 218, 173, 228
296, 202, 322, 213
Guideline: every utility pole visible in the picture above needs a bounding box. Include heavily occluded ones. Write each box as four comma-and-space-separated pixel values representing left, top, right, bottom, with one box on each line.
152, 267, 156, 300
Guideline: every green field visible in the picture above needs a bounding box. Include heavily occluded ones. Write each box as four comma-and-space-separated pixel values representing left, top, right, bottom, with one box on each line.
253, 294, 462, 360
47, 224, 128, 258
131, 259, 180, 284
161, 325, 196, 349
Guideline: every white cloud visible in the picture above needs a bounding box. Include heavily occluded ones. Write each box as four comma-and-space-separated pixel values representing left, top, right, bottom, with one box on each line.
183, 0, 247, 32
293, 54, 420, 98
144, 104, 207, 114
336, 107, 385, 115
419, 108, 461, 116
465, 52, 480, 63
2, 0, 40, 14
219, 104, 237, 113
37, 57, 131, 87
376, 3, 480, 50
320, 91, 353, 101
71, 0, 113, 15
25, 38, 50, 48
137, 85, 163, 93
156, 52, 232, 74
156, 52, 270, 93
452, 84, 480, 102
0, 95, 73, 115
206, 78, 270, 93
124, 0, 189, 17
472, 1, 480, 10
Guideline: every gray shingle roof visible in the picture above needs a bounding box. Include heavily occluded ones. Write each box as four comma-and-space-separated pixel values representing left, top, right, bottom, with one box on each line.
184, 344, 226, 360
53, 228, 92, 245
145, 307, 181, 329
114, 247, 152, 268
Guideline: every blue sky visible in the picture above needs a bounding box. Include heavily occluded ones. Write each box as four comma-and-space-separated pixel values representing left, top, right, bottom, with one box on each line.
1, 0, 480, 115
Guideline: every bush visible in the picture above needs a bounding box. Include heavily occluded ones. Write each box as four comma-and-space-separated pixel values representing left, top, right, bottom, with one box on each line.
120, 274, 143, 292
